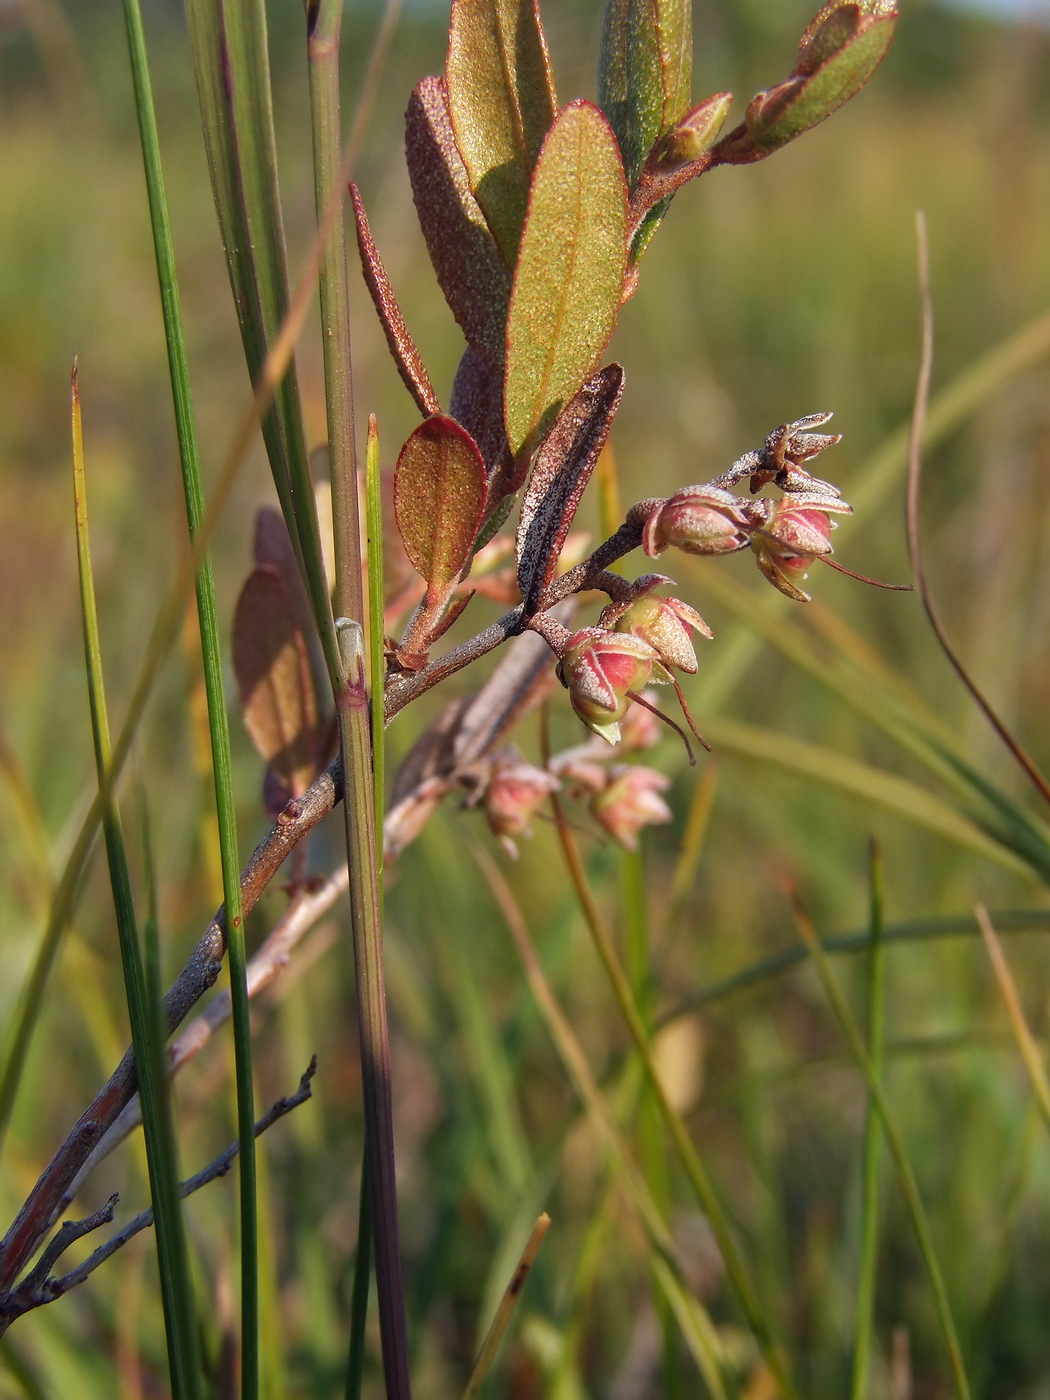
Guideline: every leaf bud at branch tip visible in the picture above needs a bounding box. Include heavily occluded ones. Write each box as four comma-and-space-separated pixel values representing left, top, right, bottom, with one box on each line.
657, 93, 733, 169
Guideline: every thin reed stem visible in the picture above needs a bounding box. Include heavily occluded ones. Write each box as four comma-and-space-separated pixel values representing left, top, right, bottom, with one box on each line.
118, 4, 257, 1390
71, 370, 202, 1400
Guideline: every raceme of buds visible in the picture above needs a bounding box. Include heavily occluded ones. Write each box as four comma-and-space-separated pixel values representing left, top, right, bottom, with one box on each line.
642, 486, 750, 559
555, 628, 666, 744
483, 759, 560, 857
748, 492, 853, 602
600, 579, 713, 676
591, 766, 673, 851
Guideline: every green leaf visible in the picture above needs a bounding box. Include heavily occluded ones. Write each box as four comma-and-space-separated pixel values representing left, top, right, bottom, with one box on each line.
446, 0, 557, 265
504, 101, 628, 461
599, 0, 692, 188
705, 716, 1033, 879
745, 13, 895, 152
394, 417, 488, 599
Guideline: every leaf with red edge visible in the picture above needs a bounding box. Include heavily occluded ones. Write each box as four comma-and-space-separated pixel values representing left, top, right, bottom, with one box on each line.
394, 416, 489, 598
406, 77, 511, 369
350, 182, 440, 416
446, 0, 558, 265
516, 364, 624, 613
599, 0, 692, 189
504, 101, 628, 462
233, 565, 320, 803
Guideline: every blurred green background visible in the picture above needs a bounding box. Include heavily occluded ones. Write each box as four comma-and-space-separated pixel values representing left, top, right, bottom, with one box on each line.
3, 1, 1050, 1396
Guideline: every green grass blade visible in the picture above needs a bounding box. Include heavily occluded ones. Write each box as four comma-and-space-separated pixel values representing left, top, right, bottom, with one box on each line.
660, 907, 1050, 1026
184, 0, 339, 686
366, 416, 386, 858
72, 368, 202, 1400
463, 1214, 550, 1400
850, 842, 886, 1400
548, 795, 799, 1400
704, 717, 1032, 878
474, 845, 731, 1400
118, 5, 258, 1391
793, 899, 971, 1400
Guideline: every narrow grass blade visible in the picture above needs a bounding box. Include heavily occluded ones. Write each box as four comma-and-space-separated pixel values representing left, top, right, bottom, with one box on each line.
473, 845, 730, 1400
669, 758, 718, 916
975, 905, 1050, 1131
72, 367, 202, 1400
661, 907, 1050, 1026
542, 779, 799, 1400
119, 5, 257, 1390
704, 717, 1032, 879
850, 841, 886, 1400
463, 1213, 550, 1400
366, 416, 386, 858
791, 896, 971, 1400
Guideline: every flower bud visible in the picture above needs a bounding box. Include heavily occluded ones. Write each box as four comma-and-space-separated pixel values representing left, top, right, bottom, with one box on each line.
749, 494, 851, 602
483, 759, 560, 857
556, 628, 661, 744
642, 486, 750, 559
591, 765, 672, 851
658, 93, 733, 167
601, 580, 713, 675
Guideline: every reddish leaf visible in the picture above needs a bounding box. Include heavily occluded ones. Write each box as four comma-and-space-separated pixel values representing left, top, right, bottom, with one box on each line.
516, 364, 625, 613
233, 565, 320, 800
350, 182, 440, 416
394, 416, 489, 598
406, 77, 511, 369
450, 345, 518, 514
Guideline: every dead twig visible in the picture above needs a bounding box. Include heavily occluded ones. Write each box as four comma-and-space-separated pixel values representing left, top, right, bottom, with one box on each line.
0, 1062, 316, 1329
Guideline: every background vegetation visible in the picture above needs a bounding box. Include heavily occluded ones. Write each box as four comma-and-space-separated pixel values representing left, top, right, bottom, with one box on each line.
2, 1, 1050, 1396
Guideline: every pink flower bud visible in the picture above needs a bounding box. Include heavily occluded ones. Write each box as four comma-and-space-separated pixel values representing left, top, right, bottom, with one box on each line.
591, 766, 672, 851
483, 760, 560, 857
642, 486, 750, 559
748, 494, 850, 602
601, 581, 713, 676
556, 628, 660, 744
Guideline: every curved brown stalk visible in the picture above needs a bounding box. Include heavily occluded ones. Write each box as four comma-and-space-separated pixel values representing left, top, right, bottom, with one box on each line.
906, 214, 1050, 809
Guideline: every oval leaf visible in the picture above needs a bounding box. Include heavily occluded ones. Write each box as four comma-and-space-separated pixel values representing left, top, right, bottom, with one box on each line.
599, 0, 692, 188
446, 0, 558, 265
394, 416, 489, 595
745, 12, 895, 152
233, 566, 319, 799
504, 101, 628, 461
516, 364, 625, 613
406, 77, 512, 369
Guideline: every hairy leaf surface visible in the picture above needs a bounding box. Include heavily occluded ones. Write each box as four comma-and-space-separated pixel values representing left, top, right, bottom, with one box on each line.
394, 416, 488, 596
516, 365, 625, 612
406, 77, 511, 368
446, 0, 557, 264
504, 101, 627, 461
